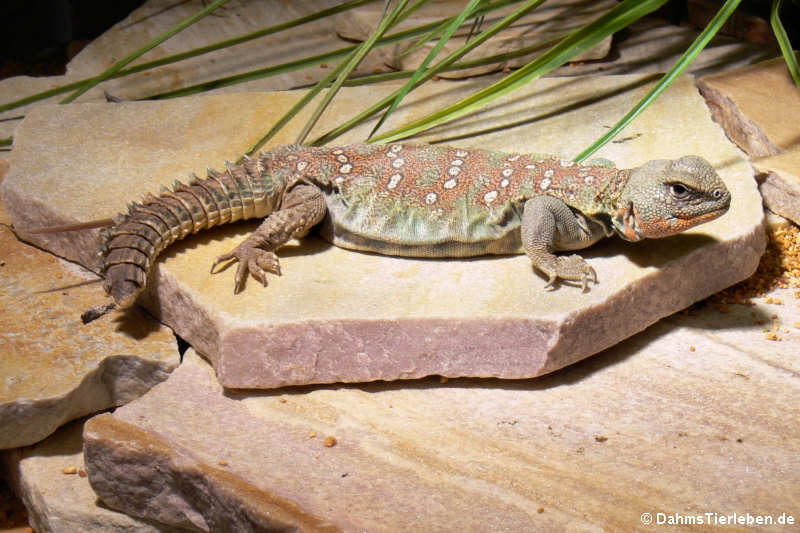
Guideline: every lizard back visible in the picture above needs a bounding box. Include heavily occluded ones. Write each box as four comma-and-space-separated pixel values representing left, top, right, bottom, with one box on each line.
271, 144, 626, 257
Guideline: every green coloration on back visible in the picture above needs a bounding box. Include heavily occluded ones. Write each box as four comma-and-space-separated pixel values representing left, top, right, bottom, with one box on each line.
266, 143, 626, 257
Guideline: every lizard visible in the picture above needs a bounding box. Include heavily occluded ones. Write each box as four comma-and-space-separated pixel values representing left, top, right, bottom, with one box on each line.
98, 142, 731, 310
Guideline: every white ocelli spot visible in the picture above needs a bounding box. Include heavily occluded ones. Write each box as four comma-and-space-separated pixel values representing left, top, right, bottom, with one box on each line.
455, 150, 468, 157
584, 175, 595, 185
336, 154, 349, 163
507, 154, 520, 162
448, 166, 461, 177
443, 178, 458, 189
391, 144, 403, 152
483, 190, 498, 204
544, 168, 555, 178
451, 158, 464, 166
386, 151, 397, 159
391, 157, 405, 169
500, 178, 510, 188
387, 173, 403, 189
340, 163, 353, 174
296, 160, 308, 171
560, 160, 575, 167
525, 163, 537, 170
502, 168, 514, 178
332, 149, 344, 155
540, 178, 552, 191
425, 192, 438, 204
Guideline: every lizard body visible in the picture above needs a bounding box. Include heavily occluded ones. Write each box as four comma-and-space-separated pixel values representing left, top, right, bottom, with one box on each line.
101, 143, 730, 308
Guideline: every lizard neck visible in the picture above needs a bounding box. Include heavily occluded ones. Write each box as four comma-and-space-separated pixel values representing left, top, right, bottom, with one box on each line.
596, 168, 644, 242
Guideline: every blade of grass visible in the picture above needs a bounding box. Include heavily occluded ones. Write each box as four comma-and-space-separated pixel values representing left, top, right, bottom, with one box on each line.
313, 35, 559, 88
141, 0, 524, 101
295, 0, 422, 145
144, 10, 456, 101
241, 59, 351, 159
311, 0, 546, 146
370, 0, 667, 144
244, 0, 432, 154
61, 0, 232, 104
771, 0, 800, 86
0, 0, 378, 114
574, 0, 742, 161
368, 0, 486, 139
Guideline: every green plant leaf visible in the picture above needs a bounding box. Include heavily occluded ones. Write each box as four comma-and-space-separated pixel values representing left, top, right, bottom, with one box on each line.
370, 0, 667, 144
295, 0, 426, 145
60, 0, 232, 104
243, 0, 434, 155
369, 0, 486, 139
771, 0, 800, 87
311, 0, 546, 146
574, 0, 743, 161
0, 0, 377, 114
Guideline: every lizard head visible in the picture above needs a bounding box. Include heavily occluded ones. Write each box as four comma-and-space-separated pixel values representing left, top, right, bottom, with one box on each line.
613, 156, 730, 242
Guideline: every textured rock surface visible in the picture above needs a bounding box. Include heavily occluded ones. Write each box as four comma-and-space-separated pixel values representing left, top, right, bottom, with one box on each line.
84, 319, 800, 532
1, 75, 764, 387
2, 419, 184, 533
698, 55, 800, 157
335, 0, 613, 78
0, 0, 362, 141
0, 171, 178, 449
754, 150, 800, 224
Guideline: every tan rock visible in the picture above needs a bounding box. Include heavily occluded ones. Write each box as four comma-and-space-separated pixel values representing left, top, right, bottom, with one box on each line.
2, 419, 183, 533
698, 55, 800, 156
335, 0, 613, 78
0, 219, 178, 449
0, 0, 379, 141
0, 76, 764, 388
83, 319, 800, 532
753, 149, 800, 224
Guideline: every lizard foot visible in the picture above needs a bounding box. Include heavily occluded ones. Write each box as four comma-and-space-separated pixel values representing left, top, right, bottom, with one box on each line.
210, 243, 281, 294
543, 254, 597, 292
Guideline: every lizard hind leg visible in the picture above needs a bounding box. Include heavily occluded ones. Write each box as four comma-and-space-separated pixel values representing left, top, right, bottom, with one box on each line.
211, 183, 327, 293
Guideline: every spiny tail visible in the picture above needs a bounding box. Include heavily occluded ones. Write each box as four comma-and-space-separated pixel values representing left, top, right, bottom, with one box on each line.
101, 154, 282, 308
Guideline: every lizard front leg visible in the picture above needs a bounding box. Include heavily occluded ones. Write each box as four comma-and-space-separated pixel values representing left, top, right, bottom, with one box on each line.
521, 195, 605, 291
211, 183, 327, 293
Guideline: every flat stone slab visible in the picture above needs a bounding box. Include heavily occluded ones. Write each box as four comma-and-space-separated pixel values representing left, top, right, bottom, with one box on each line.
83, 301, 800, 533
698, 55, 800, 157
754, 150, 800, 225
1, 75, 763, 388
0, 173, 178, 449
2, 419, 183, 533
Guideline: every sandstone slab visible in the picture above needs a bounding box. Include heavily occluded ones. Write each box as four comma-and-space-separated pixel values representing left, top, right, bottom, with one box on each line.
0, 174, 179, 449
1, 75, 763, 388
0, 0, 364, 141
2, 419, 184, 533
698, 55, 800, 157
753, 149, 800, 225
83, 301, 800, 533
335, 0, 613, 78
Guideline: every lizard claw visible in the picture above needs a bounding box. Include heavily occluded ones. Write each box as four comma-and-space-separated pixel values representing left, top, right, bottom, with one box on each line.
540, 254, 597, 291
210, 243, 281, 293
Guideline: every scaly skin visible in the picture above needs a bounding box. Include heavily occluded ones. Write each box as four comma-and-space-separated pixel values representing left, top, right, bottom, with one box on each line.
101, 143, 731, 308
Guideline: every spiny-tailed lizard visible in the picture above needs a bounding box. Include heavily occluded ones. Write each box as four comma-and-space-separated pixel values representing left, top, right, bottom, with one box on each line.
93, 143, 730, 310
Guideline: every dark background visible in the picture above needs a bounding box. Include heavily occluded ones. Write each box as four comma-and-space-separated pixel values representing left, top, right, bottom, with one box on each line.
0, 0, 796, 81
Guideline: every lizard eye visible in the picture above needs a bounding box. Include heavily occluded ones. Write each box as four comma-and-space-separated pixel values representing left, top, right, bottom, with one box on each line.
669, 183, 691, 200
